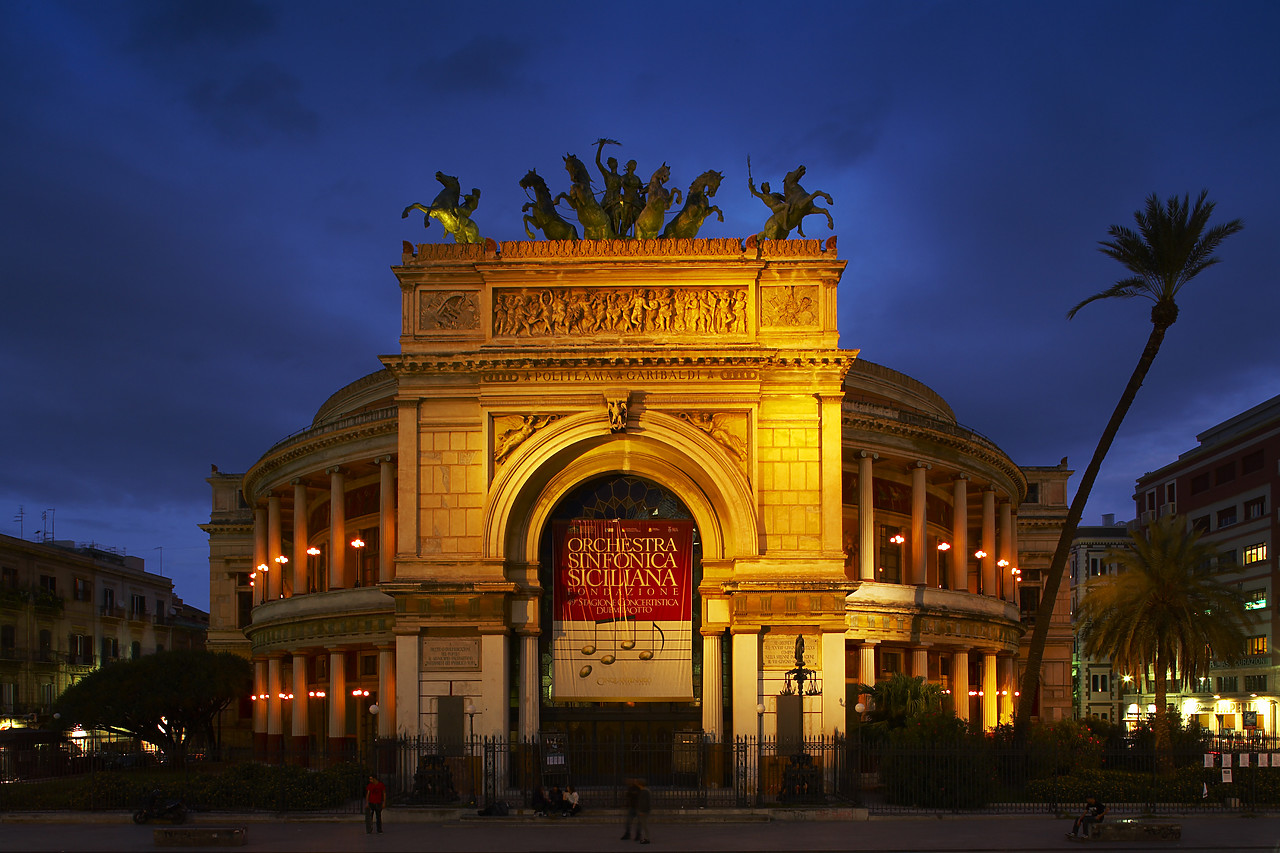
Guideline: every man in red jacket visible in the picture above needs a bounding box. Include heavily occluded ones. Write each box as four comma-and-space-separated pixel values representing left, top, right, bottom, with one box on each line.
365, 775, 387, 834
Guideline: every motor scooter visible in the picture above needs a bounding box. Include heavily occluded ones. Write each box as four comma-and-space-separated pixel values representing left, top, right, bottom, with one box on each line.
133, 789, 186, 824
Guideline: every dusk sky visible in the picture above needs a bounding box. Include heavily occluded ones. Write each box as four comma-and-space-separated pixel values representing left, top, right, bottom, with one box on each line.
2, 1, 1277, 611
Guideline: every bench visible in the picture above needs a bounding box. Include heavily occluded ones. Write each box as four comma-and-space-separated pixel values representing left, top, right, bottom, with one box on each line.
1091, 820, 1181, 842
153, 826, 248, 847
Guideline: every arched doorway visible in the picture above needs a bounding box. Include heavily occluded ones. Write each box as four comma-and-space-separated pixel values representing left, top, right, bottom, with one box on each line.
527, 474, 705, 784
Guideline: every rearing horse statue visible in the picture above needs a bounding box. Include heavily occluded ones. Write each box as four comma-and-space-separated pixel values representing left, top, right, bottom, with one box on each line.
780, 165, 834, 235
633, 163, 682, 240
554, 154, 616, 240
401, 171, 483, 244
520, 169, 578, 241
662, 170, 724, 239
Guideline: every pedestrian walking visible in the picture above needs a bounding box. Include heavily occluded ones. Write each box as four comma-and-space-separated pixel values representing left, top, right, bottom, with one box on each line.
635, 777, 652, 844
620, 778, 640, 839
365, 774, 387, 834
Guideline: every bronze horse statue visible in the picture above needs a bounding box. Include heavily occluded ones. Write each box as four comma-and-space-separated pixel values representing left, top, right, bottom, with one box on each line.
401, 171, 482, 244
633, 163, 682, 240
520, 169, 578, 240
780, 165, 833, 235
662, 170, 724, 239
554, 154, 616, 240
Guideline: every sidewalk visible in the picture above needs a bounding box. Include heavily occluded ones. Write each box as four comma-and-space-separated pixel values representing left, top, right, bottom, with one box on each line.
1, 811, 1277, 852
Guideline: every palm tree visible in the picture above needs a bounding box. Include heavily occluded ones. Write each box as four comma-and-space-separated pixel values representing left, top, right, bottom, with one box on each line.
1076, 514, 1250, 760
854, 672, 946, 735
1016, 192, 1243, 731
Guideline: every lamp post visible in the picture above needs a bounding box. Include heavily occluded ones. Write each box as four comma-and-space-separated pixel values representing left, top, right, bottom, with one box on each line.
465, 701, 477, 806
756, 702, 765, 807
351, 538, 366, 586
368, 701, 380, 773
306, 546, 321, 593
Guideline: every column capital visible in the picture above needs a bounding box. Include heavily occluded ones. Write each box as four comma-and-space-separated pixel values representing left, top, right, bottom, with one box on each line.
858, 450, 879, 460
326, 466, 343, 475
377, 455, 394, 465
913, 460, 932, 470
291, 477, 305, 486
953, 473, 970, 482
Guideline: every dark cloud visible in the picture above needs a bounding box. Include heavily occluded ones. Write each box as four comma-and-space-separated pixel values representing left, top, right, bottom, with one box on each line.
414, 36, 531, 95
185, 61, 318, 144
126, 0, 275, 53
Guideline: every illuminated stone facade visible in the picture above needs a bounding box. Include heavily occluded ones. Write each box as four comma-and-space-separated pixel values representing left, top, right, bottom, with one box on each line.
205, 238, 1070, 753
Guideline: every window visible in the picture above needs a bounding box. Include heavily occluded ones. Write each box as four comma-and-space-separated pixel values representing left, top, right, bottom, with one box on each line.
38, 574, 56, 594
1024, 483, 1040, 504
360, 655, 378, 677
236, 591, 253, 629
880, 651, 901, 676
73, 577, 91, 601
1165, 482, 1177, 504
69, 634, 92, 665
1191, 472, 1211, 494
1217, 549, 1238, 572
1192, 515, 1210, 534
37, 629, 52, 661
1217, 676, 1239, 693
1245, 674, 1268, 692
0, 682, 15, 711
1090, 673, 1110, 694
1244, 543, 1269, 565
1247, 635, 1269, 655
1216, 461, 1236, 485
130, 594, 146, 617
1245, 589, 1268, 610
1, 567, 16, 588
1194, 677, 1212, 693
100, 636, 119, 661
877, 526, 903, 584
0, 624, 14, 653
101, 587, 115, 611
130, 641, 141, 660
1242, 449, 1265, 474
1218, 506, 1238, 528
1245, 497, 1267, 520
40, 682, 54, 707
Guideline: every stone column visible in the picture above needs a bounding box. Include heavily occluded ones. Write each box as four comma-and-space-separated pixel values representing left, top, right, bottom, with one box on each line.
820, 394, 845, 559
479, 632, 507, 739
821, 632, 846, 738
328, 649, 347, 755
379, 456, 396, 583
951, 476, 968, 592
911, 462, 929, 585
291, 654, 309, 754
328, 468, 346, 591
858, 452, 877, 582
292, 480, 308, 597
982, 651, 998, 731
999, 500, 1015, 603
859, 642, 877, 685
378, 645, 397, 738
731, 627, 760, 741
912, 646, 930, 682
519, 633, 540, 740
253, 507, 267, 604
981, 489, 997, 596
998, 656, 1014, 725
266, 655, 283, 760
267, 495, 283, 601
395, 632, 420, 738
701, 631, 723, 740
952, 650, 970, 723
252, 657, 267, 756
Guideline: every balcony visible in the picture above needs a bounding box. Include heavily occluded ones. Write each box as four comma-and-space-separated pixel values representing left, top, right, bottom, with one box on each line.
100, 604, 125, 619
128, 608, 149, 623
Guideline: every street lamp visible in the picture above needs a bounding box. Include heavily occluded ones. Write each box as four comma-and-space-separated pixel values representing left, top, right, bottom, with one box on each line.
351, 538, 366, 586
465, 701, 477, 806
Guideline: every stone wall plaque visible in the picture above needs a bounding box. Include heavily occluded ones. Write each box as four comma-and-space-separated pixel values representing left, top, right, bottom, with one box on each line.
762, 632, 820, 670
421, 637, 481, 671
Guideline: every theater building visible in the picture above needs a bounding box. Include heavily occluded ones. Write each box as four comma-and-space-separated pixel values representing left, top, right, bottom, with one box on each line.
205, 238, 1070, 755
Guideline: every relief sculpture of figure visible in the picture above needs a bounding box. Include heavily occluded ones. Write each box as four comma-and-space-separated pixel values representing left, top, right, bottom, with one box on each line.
494, 414, 555, 465
633, 163, 681, 240
607, 398, 628, 432
555, 153, 616, 240
401, 171, 484, 244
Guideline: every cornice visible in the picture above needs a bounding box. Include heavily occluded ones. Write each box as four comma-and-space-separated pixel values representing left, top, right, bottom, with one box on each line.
383, 350, 858, 375
243, 418, 397, 500
395, 237, 841, 267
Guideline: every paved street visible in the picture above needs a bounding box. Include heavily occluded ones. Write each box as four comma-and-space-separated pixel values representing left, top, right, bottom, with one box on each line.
1, 812, 1278, 853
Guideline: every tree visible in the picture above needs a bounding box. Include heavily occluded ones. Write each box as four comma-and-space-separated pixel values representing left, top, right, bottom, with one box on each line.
854, 672, 946, 735
1016, 191, 1243, 731
55, 650, 251, 767
1076, 514, 1250, 761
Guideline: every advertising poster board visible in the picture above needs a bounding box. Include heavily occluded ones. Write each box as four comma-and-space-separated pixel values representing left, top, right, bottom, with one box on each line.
552, 518, 694, 701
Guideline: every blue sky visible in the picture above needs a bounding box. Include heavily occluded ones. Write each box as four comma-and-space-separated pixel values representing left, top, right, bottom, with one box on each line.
2, 0, 1277, 610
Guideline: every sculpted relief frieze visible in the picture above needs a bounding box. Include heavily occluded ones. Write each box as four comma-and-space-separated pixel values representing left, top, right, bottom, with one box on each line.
678, 411, 747, 460
493, 287, 748, 338
419, 290, 480, 331
493, 414, 560, 466
761, 285, 818, 327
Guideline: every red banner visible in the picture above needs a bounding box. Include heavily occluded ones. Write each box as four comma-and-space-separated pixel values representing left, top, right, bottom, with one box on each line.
552, 519, 694, 701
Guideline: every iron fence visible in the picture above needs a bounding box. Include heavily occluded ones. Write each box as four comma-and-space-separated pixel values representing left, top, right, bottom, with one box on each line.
6, 731, 1280, 815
